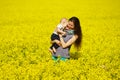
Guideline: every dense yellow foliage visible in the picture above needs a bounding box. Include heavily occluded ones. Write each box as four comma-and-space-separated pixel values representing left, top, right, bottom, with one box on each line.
0, 0, 120, 80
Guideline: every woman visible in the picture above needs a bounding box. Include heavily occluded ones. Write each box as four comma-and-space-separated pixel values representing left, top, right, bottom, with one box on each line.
51, 17, 82, 61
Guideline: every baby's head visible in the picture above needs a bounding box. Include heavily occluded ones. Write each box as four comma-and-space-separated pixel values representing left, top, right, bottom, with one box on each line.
60, 18, 68, 27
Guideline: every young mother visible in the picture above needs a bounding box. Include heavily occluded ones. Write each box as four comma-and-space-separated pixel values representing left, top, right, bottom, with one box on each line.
51, 16, 82, 61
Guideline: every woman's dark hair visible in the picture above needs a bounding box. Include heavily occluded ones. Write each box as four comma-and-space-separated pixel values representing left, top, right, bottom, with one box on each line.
69, 17, 82, 49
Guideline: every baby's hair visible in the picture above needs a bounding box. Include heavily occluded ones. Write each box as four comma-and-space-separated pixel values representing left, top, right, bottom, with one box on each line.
60, 18, 67, 23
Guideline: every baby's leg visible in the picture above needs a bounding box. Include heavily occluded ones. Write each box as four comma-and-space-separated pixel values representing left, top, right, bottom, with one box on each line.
49, 48, 53, 54
52, 47, 56, 53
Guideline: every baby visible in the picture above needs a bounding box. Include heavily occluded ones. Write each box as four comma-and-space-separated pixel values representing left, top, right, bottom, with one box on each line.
49, 18, 68, 53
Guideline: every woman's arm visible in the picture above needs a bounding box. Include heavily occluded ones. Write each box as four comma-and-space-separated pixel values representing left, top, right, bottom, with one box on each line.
59, 34, 78, 48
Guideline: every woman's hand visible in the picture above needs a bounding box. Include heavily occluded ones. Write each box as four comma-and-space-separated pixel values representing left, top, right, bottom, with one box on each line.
51, 40, 61, 46
55, 40, 61, 46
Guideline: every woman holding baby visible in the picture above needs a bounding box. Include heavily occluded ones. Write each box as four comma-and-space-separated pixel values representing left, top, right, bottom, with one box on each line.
50, 16, 82, 61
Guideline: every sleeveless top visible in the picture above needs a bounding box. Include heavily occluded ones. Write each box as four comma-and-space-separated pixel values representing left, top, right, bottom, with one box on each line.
52, 30, 74, 58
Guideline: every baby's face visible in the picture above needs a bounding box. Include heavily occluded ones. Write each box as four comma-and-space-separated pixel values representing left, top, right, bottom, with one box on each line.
61, 19, 68, 27
63, 21, 68, 27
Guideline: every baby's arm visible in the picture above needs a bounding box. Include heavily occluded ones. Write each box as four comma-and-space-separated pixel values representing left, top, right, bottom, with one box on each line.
56, 27, 66, 35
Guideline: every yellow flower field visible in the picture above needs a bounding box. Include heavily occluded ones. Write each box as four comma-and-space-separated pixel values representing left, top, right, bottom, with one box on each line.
0, 0, 120, 80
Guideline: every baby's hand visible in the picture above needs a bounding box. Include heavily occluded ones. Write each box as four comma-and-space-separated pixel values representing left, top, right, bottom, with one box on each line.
62, 32, 66, 36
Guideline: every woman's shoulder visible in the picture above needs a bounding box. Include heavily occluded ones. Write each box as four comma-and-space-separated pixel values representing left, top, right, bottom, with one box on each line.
73, 34, 78, 39
66, 30, 74, 35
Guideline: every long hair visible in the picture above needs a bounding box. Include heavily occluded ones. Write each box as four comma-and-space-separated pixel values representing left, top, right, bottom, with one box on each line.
69, 17, 82, 49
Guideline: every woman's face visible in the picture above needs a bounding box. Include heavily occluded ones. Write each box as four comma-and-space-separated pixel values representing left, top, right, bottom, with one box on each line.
66, 21, 74, 30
